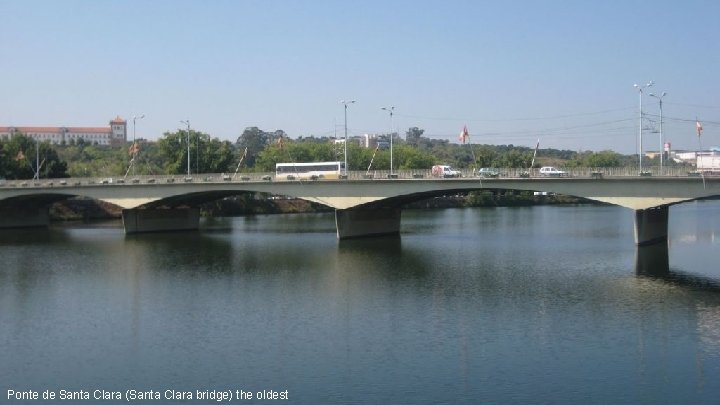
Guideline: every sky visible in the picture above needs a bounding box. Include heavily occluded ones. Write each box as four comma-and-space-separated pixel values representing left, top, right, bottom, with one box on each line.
2, 0, 719, 154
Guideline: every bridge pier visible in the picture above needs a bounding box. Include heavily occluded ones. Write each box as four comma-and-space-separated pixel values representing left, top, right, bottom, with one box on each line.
0, 205, 49, 229
634, 206, 669, 246
635, 242, 670, 277
335, 208, 401, 239
122, 208, 200, 234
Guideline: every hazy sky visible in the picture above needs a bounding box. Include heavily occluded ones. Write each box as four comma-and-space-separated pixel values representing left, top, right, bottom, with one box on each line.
2, 0, 719, 153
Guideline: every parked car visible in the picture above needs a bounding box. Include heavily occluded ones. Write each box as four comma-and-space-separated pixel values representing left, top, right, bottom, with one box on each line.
539, 166, 568, 177
476, 167, 500, 178
431, 165, 461, 178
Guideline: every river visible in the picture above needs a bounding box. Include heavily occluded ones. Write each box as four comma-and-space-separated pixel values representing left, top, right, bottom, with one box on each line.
1, 202, 719, 404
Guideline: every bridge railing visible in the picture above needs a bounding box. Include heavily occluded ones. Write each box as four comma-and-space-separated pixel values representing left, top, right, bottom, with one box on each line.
0, 166, 707, 188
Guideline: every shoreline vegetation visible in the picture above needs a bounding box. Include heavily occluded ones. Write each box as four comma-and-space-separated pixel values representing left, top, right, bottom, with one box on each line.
49, 191, 595, 222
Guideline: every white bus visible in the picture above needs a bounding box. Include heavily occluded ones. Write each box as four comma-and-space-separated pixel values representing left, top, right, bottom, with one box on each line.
275, 161, 345, 180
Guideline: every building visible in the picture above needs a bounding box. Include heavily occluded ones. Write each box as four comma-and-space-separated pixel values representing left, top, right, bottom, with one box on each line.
0, 116, 127, 146
362, 133, 389, 149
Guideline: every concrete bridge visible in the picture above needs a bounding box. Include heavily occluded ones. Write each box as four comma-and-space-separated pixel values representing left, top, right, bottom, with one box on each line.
1, 169, 719, 245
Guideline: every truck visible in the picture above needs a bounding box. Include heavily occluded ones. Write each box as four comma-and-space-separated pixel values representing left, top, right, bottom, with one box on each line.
431, 165, 461, 178
697, 154, 720, 174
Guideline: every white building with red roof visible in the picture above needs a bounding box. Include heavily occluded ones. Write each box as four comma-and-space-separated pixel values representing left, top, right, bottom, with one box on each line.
0, 116, 127, 146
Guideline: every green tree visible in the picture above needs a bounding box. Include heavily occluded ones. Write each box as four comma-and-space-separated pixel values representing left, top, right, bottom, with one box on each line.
474, 145, 499, 168
0, 133, 68, 179
497, 149, 532, 168
405, 127, 425, 147
201, 138, 236, 174
254, 139, 342, 172
158, 130, 233, 175
235, 127, 287, 168
585, 150, 622, 167
395, 144, 435, 169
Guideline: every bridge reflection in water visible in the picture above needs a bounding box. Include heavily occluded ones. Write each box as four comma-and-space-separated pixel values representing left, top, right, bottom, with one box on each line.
636, 242, 720, 291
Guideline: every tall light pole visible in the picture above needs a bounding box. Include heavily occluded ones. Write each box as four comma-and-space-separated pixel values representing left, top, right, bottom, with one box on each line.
132, 114, 144, 176
340, 100, 355, 176
634, 80, 654, 174
649, 91, 667, 175
381, 106, 395, 175
180, 120, 190, 176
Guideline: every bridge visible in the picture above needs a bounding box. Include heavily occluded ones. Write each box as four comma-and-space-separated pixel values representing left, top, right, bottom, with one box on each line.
1, 167, 719, 244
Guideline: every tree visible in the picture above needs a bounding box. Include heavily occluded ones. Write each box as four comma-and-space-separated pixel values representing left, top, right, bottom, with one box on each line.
235, 127, 285, 168
395, 145, 435, 169
585, 150, 622, 167
0, 133, 68, 179
405, 127, 425, 147
254, 139, 340, 172
158, 130, 235, 175
497, 149, 532, 168
474, 145, 499, 168
198, 138, 236, 174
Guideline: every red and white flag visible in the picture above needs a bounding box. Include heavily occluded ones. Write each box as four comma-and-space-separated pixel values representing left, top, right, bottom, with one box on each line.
696, 119, 703, 137
458, 125, 469, 144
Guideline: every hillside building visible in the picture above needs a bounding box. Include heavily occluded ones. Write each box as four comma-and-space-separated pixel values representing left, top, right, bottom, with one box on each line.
0, 116, 127, 146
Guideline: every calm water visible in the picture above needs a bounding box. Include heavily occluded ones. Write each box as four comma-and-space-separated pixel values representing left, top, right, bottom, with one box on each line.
1, 203, 719, 404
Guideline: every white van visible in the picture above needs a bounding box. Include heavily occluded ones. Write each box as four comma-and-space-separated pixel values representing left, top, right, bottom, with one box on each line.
431, 165, 461, 178
539, 166, 567, 177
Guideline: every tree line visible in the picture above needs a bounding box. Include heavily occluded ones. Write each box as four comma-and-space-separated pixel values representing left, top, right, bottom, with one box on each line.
0, 126, 672, 180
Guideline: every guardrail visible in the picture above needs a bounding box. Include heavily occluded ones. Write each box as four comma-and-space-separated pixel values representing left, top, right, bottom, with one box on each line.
0, 166, 712, 188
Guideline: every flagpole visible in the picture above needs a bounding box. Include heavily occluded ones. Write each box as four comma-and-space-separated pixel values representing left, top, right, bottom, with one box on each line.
35, 140, 39, 180
697, 118, 703, 151
530, 139, 540, 170
232, 147, 248, 180
459, 125, 470, 175
634, 81, 654, 174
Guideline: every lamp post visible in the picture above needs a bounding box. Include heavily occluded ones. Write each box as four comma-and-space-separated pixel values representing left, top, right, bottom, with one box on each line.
649, 91, 667, 175
381, 106, 395, 175
180, 120, 190, 176
633, 80, 654, 174
132, 114, 144, 176
340, 100, 355, 176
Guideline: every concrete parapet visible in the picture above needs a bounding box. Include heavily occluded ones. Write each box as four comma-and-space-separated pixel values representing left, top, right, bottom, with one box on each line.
122, 208, 200, 234
335, 208, 401, 239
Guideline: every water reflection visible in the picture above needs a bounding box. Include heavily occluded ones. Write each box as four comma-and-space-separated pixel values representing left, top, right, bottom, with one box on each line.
636, 242, 720, 291
635, 243, 670, 278
3, 205, 720, 403
697, 304, 720, 356
336, 236, 431, 283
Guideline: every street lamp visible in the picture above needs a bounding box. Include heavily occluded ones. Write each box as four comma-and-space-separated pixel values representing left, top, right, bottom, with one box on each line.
132, 114, 144, 176
381, 106, 395, 175
649, 91, 667, 175
633, 80, 654, 174
340, 100, 355, 176
180, 120, 190, 176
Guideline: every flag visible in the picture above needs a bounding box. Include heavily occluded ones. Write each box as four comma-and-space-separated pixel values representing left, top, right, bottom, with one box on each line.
128, 142, 140, 156
15, 150, 25, 161
458, 125, 469, 144
696, 119, 703, 137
